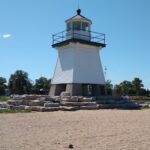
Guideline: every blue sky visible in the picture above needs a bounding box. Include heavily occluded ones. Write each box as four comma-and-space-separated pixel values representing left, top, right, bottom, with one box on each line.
0, 0, 150, 89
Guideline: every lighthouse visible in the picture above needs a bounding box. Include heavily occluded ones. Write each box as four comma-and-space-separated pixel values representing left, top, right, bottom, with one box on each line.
49, 9, 106, 97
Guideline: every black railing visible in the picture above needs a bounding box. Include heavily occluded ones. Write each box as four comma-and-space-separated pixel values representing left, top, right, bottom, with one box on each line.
52, 30, 105, 45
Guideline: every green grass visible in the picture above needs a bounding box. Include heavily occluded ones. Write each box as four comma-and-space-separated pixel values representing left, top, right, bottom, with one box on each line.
0, 109, 31, 114
0, 96, 10, 102
0, 96, 32, 114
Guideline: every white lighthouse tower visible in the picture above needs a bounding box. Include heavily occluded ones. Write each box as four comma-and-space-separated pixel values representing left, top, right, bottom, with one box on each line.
50, 9, 106, 96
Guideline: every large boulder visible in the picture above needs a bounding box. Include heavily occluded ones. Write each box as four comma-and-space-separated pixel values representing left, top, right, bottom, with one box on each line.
78, 97, 94, 102
30, 106, 43, 111
21, 99, 32, 106
99, 104, 113, 109
30, 106, 60, 112
0, 102, 9, 108
60, 101, 97, 106
12, 94, 50, 100
60, 106, 79, 111
44, 102, 60, 107
12, 95, 23, 100
7, 100, 23, 106
24, 106, 31, 110
139, 103, 149, 109
52, 96, 61, 103
60, 91, 71, 97
69, 96, 79, 102
61, 97, 71, 102
13, 105, 26, 110
29, 100, 45, 106
99, 102, 140, 109
39, 97, 56, 102
118, 103, 140, 109
40, 107, 60, 112
80, 105, 99, 110
62, 96, 79, 102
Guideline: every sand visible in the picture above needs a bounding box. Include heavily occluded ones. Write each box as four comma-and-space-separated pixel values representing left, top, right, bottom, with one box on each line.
0, 110, 150, 150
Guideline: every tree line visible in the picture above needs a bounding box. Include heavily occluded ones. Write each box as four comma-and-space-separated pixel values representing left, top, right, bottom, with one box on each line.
0, 70, 51, 95
105, 78, 150, 96
0, 70, 149, 96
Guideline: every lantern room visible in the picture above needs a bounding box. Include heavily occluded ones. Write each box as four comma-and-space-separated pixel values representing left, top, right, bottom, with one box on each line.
66, 9, 92, 41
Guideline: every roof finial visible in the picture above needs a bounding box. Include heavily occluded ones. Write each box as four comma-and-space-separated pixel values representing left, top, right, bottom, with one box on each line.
77, 9, 81, 15
76, 0, 81, 15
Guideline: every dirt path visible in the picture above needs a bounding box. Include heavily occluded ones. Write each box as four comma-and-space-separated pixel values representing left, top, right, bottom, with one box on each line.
0, 110, 150, 150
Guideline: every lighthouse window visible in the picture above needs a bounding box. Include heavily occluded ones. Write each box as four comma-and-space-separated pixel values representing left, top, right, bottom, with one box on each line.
67, 23, 71, 31
73, 21, 81, 30
82, 22, 89, 31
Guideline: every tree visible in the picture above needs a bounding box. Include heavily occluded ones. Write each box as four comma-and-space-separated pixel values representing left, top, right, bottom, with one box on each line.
120, 80, 132, 95
8, 70, 32, 94
34, 77, 51, 94
139, 88, 147, 96
132, 77, 143, 95
147, 89, 150, 97
114, 84, 122, 95
0, 77, 7, 95
114, 80, 132, 95
105, 80, 113, 95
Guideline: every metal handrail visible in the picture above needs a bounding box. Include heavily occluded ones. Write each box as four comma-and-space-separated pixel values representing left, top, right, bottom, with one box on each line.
52, 30, 105, 45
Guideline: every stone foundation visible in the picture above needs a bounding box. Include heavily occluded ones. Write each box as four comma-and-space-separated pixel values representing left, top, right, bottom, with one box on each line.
0, 94, 142, 112
49, 84, 66, 96
66, 84, 82, 96
49, 83, 105, 96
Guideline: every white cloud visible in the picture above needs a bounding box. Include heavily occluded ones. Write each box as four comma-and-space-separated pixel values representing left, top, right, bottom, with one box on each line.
2, 34, 12, 39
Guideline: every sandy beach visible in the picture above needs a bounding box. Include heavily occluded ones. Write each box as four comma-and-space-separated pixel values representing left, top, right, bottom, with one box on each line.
0, 110, 150, 150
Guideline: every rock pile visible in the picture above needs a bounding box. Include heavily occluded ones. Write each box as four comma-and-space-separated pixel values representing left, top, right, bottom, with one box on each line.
0, 94, 143, 112
96, 96, 140, 109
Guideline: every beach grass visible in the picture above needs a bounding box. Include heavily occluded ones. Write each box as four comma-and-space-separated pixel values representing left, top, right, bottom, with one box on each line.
0, 96, 10, 102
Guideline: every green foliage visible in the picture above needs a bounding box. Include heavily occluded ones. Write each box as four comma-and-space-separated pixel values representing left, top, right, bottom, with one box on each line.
0, 96, 10, 102
113, 84, 122, 95
7, 70, 51, 95
114, 80, 133, 95
0, 77, 7, 95
8, 70, 32, 94
113, 77, 146, 96
34, 77, 51, 94
105, 80, 113, 95
132, 78, 143, 95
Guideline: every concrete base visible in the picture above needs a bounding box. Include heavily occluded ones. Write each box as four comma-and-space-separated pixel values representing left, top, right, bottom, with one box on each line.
66, 84, 83, 96
49, 84, 66, 96
49, 83, 105, 97
92, 84, 105, 96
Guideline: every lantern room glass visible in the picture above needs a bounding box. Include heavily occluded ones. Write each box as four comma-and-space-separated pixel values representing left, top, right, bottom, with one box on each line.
72, 21, 81, 30
82, 22, 89, 31
67, 21, 90, 31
